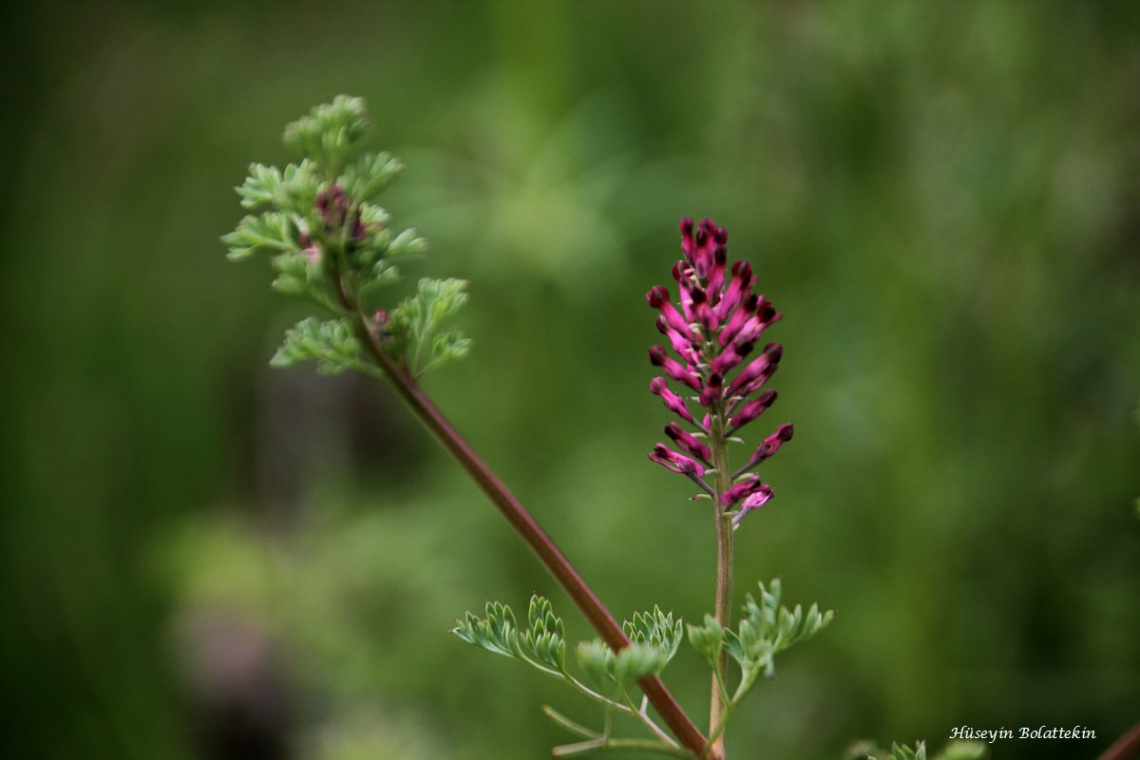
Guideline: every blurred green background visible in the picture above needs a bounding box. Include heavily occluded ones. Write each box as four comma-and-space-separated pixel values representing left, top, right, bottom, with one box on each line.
2, 2, 1138, 759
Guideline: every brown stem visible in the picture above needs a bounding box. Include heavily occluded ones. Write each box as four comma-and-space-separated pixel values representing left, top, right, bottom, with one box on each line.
336, 285, 715, 760
1098, 722, 1140, 760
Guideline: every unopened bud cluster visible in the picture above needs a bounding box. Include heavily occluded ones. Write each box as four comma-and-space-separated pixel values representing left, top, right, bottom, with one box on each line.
647, 218, 793, 527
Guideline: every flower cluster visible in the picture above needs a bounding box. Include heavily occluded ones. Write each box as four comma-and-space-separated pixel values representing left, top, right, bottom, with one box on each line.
648, 218, 793, 527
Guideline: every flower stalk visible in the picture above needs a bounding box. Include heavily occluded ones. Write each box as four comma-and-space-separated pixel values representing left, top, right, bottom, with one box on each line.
708, 410, 734, 760
646, 218, 794, 758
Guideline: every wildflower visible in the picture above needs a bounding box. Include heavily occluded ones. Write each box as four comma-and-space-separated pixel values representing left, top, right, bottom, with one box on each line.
646, 218, 793, 527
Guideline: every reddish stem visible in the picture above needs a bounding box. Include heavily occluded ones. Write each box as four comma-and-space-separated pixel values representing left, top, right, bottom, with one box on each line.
1099, 722, 1140, 760
337, 287, 715, 760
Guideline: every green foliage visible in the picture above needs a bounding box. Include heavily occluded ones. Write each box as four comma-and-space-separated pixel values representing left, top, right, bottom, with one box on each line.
235, 159, 321, 214
885, 742, 926, 760
724, 579, 834, 680
384, 278, 472, 377
623, 606, 683, 663
283, 95, 372, 178
686, 613, 724, 670
271, 317, 371, 376
342, 152, 404, 203
452, 595, 683, 689
223, 212, 297, 261
687, 580, 833, 711
225, 96, 468, 380
848, 739, 988, 760
933, 742, 988, 760
452, 595, 567, 676
454, 597, 689, 756
522, 595, 568, 672
574, 639, 615, 692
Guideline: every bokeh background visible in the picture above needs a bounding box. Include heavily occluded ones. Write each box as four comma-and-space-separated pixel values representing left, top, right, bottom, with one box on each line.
2, 2, 1138, 759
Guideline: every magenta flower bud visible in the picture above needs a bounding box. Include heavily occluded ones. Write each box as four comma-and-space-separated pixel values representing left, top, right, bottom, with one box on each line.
706, 244, 728, 301
710, 339, 755, 377
692, 289, 719, 333
679, 276, 704, 324
680, 218, 724, 278
729, 390, 777, 432
649, 346, 701, 391
740, 485, 773, 512
680, 218, 699, 267
649, 443, 705, 477
718, 293, 760, 346
716, 261, 753, 320
665, 422, 712, 462
745, 423, 794, 468
316, 184, 349, 229
350, 207, 366, 241
712, 222, 727, 245
650, 377, 697, 426
720, 474, 762, 507
732, 484, 774, 527
699, 372, 724, 408
732, 308, 782, 346
727, 343, 782, 396
656, 316, 700, 366
647, 286, 698, 343
748, 423, 795, 466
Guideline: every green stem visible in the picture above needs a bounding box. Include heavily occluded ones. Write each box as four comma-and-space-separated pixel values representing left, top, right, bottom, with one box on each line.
554, 738, 697, 758
615, 684, 681, 749
707, 403, 734, 760
331, 279, 716, 760
704, 669, 757, 757
543, 706, 603, 740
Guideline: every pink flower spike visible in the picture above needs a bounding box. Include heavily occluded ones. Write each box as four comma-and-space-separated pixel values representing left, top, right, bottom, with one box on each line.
699, 373, 724, 408
728, 390, 777, 433
649, 346, 701, 391
649, 443, 705, 477
650, 377, 697, 426
720, 474, 762, 507
647, 286, 698, 343
665, 422, 712, 462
